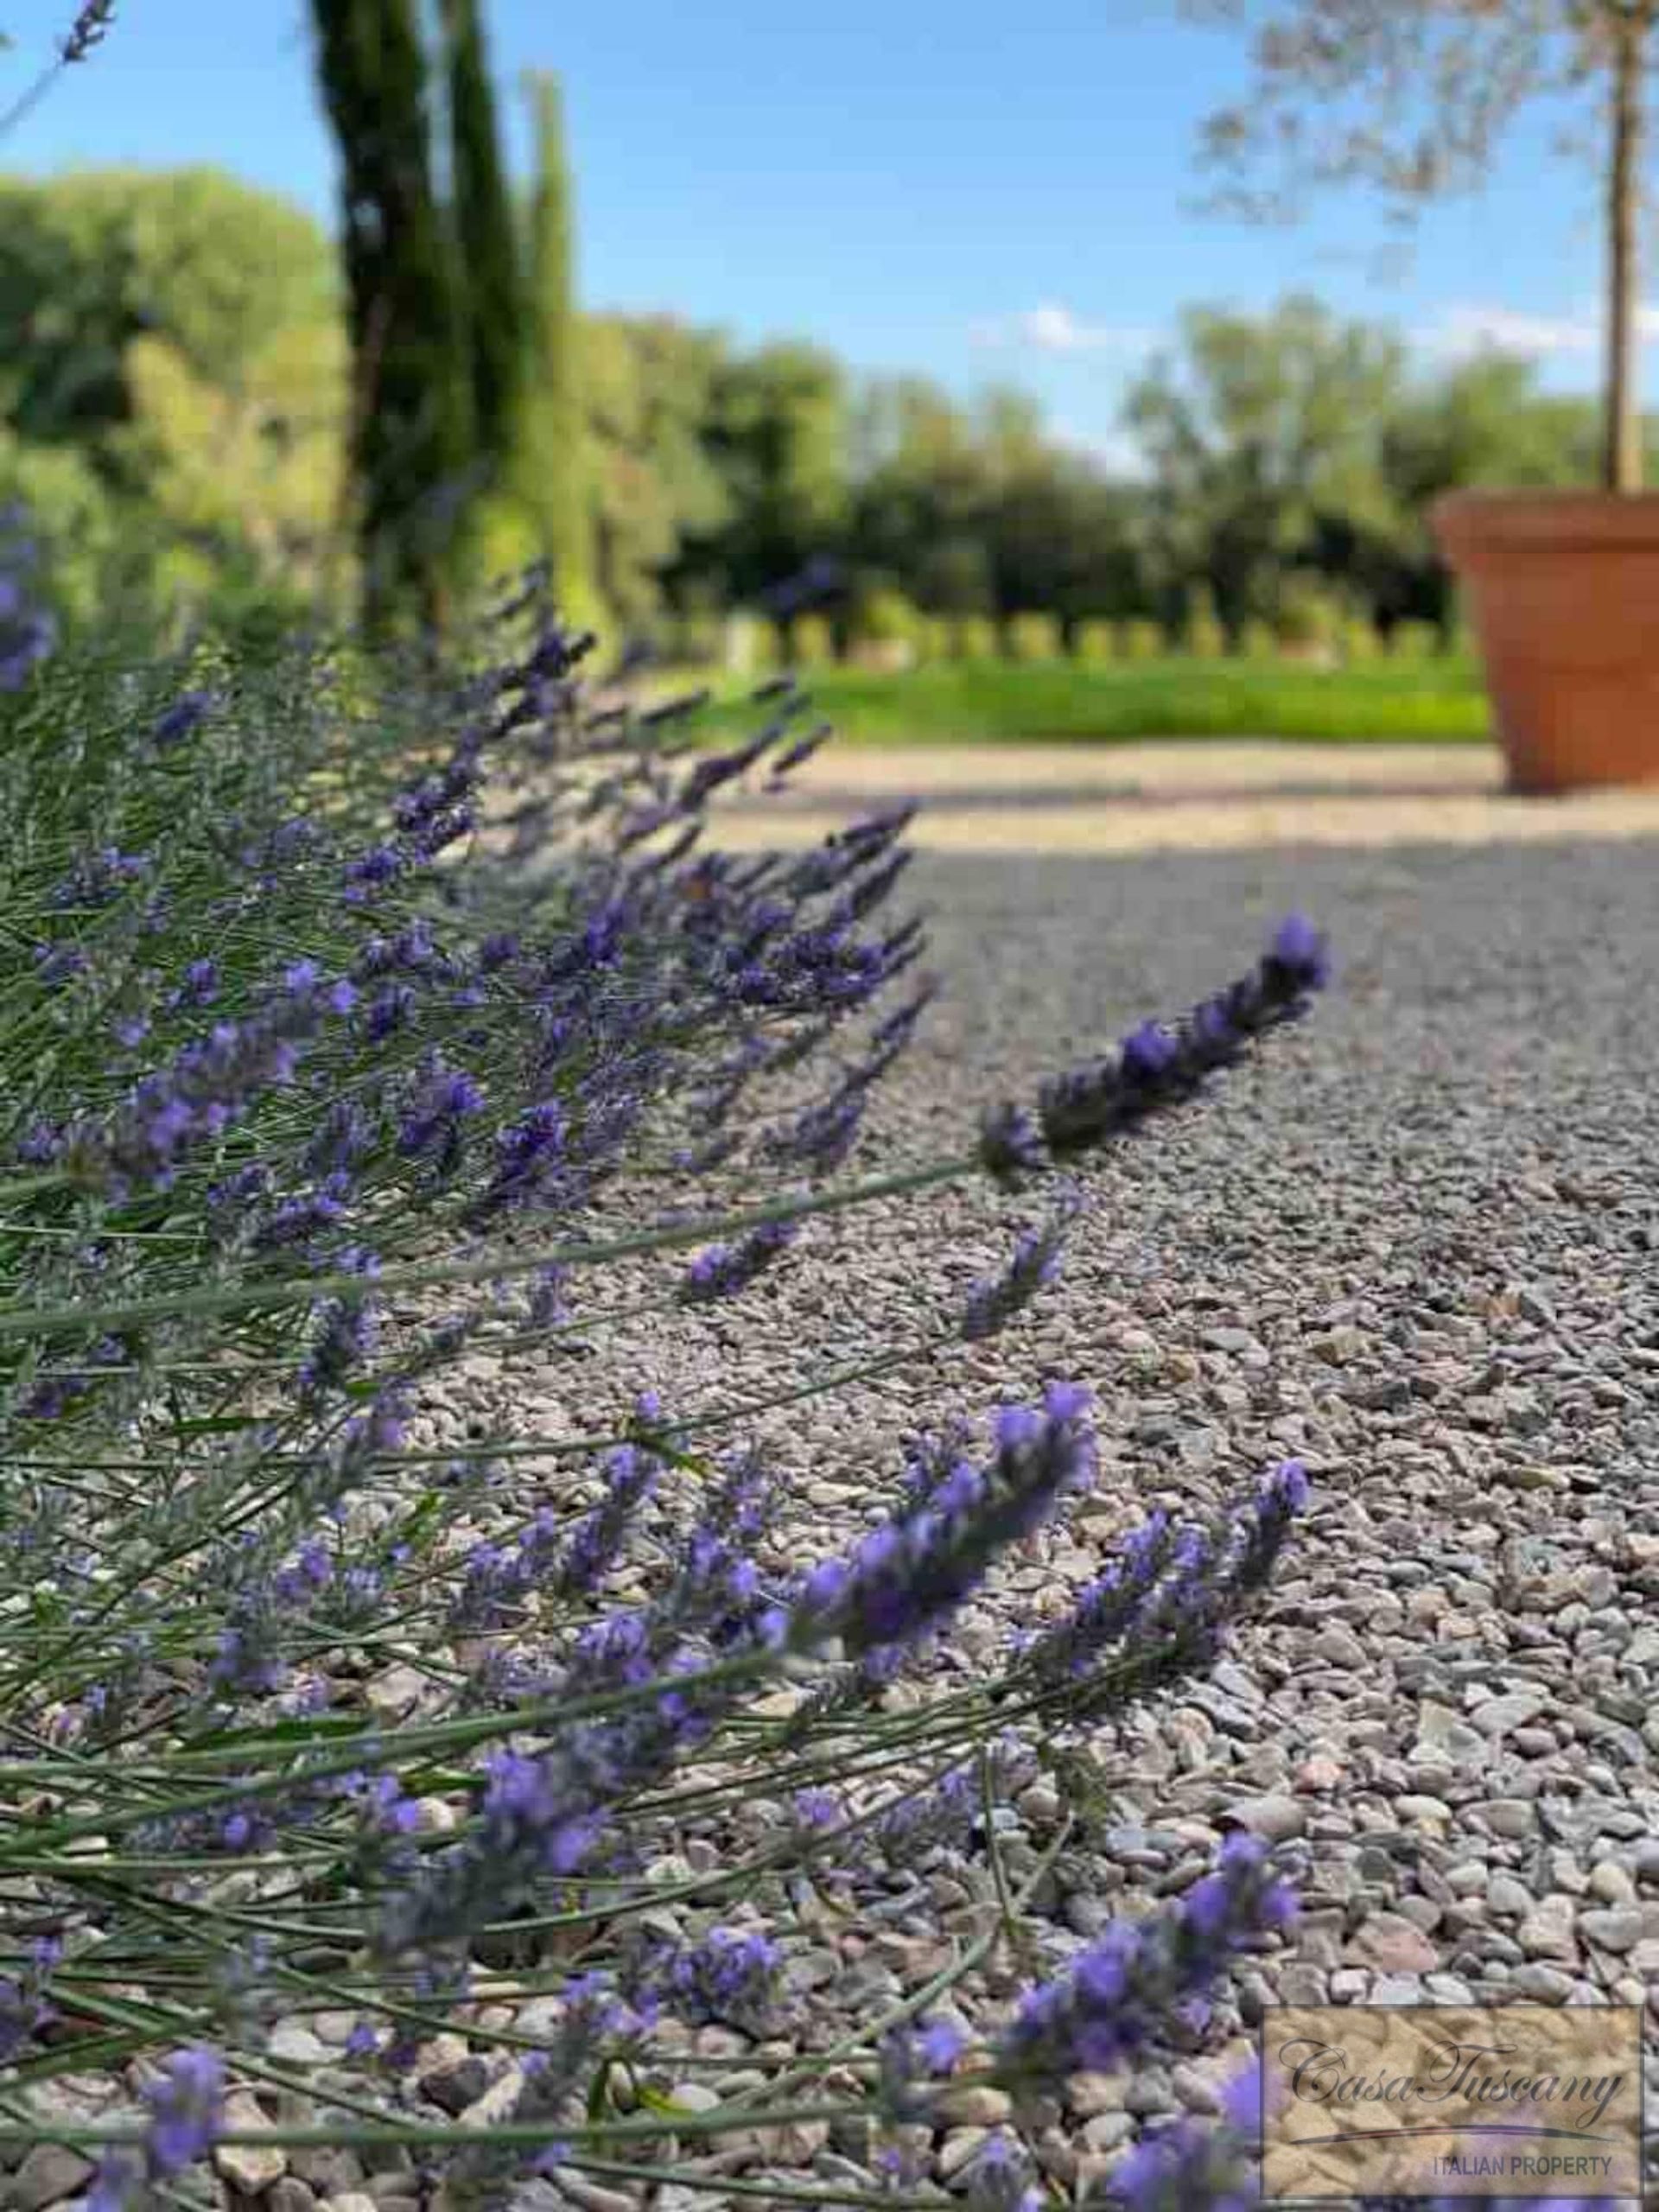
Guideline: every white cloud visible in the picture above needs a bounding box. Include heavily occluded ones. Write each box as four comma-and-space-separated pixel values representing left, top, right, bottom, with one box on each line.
971, 302, 1159, 356
1421, 300, 1659, 361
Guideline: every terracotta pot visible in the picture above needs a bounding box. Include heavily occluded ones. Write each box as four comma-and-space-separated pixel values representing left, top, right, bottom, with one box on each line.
1432, 490, 1659, 793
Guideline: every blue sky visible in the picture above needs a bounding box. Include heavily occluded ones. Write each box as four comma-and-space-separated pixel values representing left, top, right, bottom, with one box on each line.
0, 0, 1637, 462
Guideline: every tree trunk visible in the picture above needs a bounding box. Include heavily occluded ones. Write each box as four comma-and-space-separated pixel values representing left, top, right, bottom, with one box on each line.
1603, 10, 1645, 493
440, 0, 524, 474
308, 0, 474, 637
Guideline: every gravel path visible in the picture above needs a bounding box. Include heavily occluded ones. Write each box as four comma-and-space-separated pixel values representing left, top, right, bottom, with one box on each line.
438, 834, 1659, 2203
709, 741, 1659, 855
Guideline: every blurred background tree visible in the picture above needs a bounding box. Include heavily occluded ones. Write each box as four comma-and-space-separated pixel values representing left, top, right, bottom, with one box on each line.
1182, 0, 1659, 494
308, 0, 474, 637
1122, 294, 1407, 641
514, 67, 607, 637
1, 3, 1649, 664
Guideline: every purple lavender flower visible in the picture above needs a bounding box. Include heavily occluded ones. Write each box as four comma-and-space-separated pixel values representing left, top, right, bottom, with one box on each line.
558, 1443, 659, 1595
767, 717, 834, 784
1031, 918, 1331, 1162
963, 1185, 1080, 1340
304, 1098, 375, 1178
527, 1262, 570, 1329
298, 1247, 381, 1395
1103, 2115, 1255, 2211
1230, 1458, 1308, 1590
791, 1785, 842, 1831
789, 1382, 1096, 1660
476, 1099, 568, 1217
151, 689, 215, 748
252, 1179, 350, 1252
141, 2046, 226, 2177
1268, 909, 1331, 990
877, 2012, 972, 2124
86, 2153, 143, 2212
438, 1976, 639, 2198
0, 1936, 61, 2063
644, 1926, 783, 2030
979, 1101, 1047, 1186
397, 1057, 485, 1171
34, 942, 89, 988
996, 1834, 1295, 2082
344, 842, 403, 899
60, 0, 118, 63
962, 2135, 1044, 2212
1013, 1505, 1176, 1681
50, 845, 149, 911
873, 1765, 980, 1866
361, 983, 410, 1046
0, 529, 55, 689
63, 973, 353, 1195
1012, 1461, 1308, 1710
170, 957, 219, 1008
766, 1089, 866, 1177
681, 1217, 798, 1303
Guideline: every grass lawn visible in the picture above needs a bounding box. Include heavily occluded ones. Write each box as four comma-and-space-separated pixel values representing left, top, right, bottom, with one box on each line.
667, 658, 1493, 746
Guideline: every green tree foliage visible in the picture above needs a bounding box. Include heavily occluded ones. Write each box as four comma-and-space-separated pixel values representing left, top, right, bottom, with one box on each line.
847, 581, 923, 663
1122, 293, 1407, 635
1336, 610, 1382, 664
849, 377, 996, 614
1185, 0, 1656, 491
440, 0, 523, 477
512, 67, 607, 632
1273, 568, 1344, 657
114, 323, 348, 608
1367, 352, 1596, 623
0, 168, 347, 627
584, 315, 731, 626
694, 341, 850, 602
0, 167, 336, 447
0, 423, 118, 626
308, 0, 474, 634
10, 130, 1653, 653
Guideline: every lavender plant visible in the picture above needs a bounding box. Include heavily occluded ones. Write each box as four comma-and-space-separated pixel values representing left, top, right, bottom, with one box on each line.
0, 505, 1337, 2210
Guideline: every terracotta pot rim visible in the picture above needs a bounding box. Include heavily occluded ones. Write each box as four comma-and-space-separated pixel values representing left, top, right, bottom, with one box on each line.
1433, 486, 1659, 554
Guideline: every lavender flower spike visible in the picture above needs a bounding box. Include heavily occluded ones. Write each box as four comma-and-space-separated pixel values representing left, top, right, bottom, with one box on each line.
1009, 913, 1331, 1165
996, 1831, 1294, 2083
979, 1100, 1047, 1186
681, 1217, 798, 1303
789, 1382, 1097, 1660
141, 2046, 227, 2178
61, 2, 118, 63
963, 1183, 1082, 1340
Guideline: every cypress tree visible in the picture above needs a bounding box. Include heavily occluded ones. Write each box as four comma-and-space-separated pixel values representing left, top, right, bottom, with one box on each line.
517, 67, 600, 629
309, 0, 474, 636
438, 0, 524, 477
